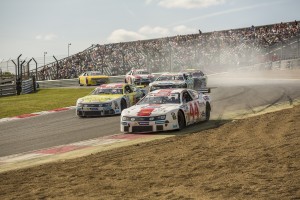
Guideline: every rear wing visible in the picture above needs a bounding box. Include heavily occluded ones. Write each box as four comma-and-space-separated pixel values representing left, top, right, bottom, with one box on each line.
197, 87, 211, 94
136, 85, 147, 88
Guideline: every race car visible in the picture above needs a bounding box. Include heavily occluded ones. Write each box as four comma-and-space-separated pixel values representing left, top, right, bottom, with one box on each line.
148, 72, 194, 92
125, 68, 155, 86
78, 71, 109, 86
183, 69, 207, 89
121, 88, 211, 133
76, 83, 145, 117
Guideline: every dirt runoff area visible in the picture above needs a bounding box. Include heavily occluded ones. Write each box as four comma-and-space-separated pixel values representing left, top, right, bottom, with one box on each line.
1, 105, 300, 200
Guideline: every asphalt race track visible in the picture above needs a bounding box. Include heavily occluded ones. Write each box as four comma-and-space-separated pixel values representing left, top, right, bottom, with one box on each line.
0, 70, 300, 157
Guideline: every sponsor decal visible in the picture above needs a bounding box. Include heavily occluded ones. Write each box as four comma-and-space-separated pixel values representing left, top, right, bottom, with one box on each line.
155, 120, 165, 124
122, 122, 128, 126
203, 96, 209, 101
138, 122, 149, 125
173, 124, 178, 128
137, 107, 155, 116
113, 101, 119, 110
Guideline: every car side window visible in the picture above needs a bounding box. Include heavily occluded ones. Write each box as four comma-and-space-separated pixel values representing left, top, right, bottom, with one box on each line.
182, 91, 193, 103
124, 85, 133, 93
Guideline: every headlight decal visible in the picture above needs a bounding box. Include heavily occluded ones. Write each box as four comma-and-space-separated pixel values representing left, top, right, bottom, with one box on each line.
171, 112, 177, 120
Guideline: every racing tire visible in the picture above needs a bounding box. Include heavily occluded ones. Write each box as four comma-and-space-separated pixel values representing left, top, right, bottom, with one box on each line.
124, 78, 127, 83
205, 103, 211, 121
121, 99, 127, 111
177, 110, 186, 130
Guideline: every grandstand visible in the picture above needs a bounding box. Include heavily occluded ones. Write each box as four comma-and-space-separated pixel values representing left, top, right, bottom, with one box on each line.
1, 20, 299, 81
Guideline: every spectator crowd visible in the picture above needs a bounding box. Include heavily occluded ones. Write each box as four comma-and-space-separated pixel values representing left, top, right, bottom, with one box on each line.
36, 20, 300, 80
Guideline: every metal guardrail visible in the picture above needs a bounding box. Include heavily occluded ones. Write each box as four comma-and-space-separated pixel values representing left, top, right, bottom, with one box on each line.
33, 58, 300, 89
251, 58, 300, 71
37, 75, 126, 88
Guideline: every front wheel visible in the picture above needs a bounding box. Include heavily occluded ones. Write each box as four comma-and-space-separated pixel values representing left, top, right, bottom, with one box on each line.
121, 99, 127, 111
177, 110, 186, 130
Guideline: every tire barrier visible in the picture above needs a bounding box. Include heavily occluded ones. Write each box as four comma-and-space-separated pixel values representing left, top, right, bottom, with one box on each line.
0, 84, 16, 97
0, 77, 37, 97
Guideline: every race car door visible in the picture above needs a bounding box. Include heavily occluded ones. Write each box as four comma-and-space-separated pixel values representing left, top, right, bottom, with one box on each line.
124, 85, 137, 106
79, 72, 87, 85
182, 90, 201, 125
188, 89, 206, 122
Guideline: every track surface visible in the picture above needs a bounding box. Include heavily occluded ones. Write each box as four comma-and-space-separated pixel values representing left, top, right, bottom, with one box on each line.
0, 70, 300, 157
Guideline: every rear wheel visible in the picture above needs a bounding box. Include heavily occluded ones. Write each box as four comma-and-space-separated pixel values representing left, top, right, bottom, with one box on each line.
177, 110, 186, 130
205, 103, 211, 121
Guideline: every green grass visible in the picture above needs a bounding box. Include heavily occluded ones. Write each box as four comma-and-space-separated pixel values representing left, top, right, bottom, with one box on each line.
0, 88, 94, 118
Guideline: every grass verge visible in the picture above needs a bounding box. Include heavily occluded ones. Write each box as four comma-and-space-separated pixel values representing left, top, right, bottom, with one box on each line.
0, 88, 93, 118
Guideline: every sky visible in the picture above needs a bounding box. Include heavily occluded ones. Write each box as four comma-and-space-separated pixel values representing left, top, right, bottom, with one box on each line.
0, 0, 299, 66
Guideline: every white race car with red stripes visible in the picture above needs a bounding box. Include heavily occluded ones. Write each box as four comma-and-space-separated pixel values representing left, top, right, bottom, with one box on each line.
120, 88, 211, 133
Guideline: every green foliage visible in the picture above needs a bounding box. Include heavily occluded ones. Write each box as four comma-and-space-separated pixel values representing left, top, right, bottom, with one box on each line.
0, 88, 93, 118
1, 71, 14, 78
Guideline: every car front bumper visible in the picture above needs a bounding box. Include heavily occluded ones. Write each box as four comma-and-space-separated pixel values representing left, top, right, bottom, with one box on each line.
121, 119, 179, 133
76, 106, 120, 117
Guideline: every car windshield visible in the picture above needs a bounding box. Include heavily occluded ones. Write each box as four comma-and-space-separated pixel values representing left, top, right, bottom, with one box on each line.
90, 72, 103, 75
136, 71, 149, 75
156, 75, 184, 81
138, 93, 180, 104
91, 88, 123, 95
192, 72, 204, 77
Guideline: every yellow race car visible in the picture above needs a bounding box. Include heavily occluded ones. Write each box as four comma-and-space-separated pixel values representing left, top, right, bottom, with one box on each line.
76, 83, 145, 117
78, 71, 109, 86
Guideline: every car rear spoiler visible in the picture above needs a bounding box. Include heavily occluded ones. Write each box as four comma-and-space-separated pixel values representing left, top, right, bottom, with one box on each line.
197, 88, 211, 94
136, 85, 147, 88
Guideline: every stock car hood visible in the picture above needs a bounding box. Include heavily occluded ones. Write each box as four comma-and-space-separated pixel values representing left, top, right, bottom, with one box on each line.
122, 104, 179, 117
78, 94, 122, 103
151, 80, 185, 86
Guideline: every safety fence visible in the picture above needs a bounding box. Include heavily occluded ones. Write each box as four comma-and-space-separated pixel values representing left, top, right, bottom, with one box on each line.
37, 75, 126, 88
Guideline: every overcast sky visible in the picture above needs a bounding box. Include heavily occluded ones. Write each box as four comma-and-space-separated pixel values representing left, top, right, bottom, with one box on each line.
0, 0, 299, 63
